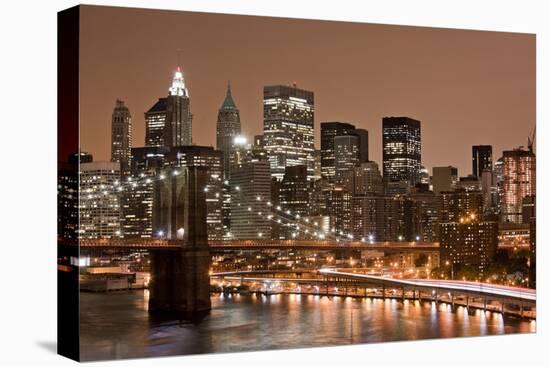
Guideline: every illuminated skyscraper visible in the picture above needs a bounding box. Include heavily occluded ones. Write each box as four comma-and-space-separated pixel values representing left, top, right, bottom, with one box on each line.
502, 149, 536, 223
229, 160, 272, 239
472, 145, 492, 178
79, 161, 121, 239
145, 67, 193, 147
110, 100, 132, 177
382, 117, 421, 186
216, 82, 241, 179
263, 85, 314, 181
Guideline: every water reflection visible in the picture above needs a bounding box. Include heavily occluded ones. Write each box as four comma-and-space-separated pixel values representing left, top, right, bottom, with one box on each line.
80, 291, 535, 361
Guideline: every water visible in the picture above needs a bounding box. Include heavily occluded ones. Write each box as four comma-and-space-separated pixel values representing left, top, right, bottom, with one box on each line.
79, 290, 535, 361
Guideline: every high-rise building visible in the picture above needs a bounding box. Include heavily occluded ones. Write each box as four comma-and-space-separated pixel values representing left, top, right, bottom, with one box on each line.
326, 187, 353, 237
440, 215, 498, 276
353, 128, 369, 163
229, 160, 272, 239
472, 145, 492, 178
145, 67, 193, 147
502, 149, 536, 224
79, 161, 121, 239
334, 135, 359, 182
125, 145, 223, 240
264, 85, 314, 181
110, 99, 132, 177
216, 82, 241, 179
58, 157, 79, 240
279, 165, 311, 239
382, 116, 421, 185
432, 166, 458, 195
351, 195, 397, 242
320, 122, 369, 182
439, 189, 483, 223
171, 146, 223, 241
342, 161, 384, 196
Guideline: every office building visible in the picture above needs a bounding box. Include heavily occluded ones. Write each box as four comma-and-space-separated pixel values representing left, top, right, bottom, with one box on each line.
110, 99, 132, 177
382, 116, 421, 185
229, 160, 272, 239
263, 85, 314, 181
472, 145, 492, 178
79, 161, 121, 239
216, 82, 241, 179
334, 135, 360, 181
145, 67, 193, 147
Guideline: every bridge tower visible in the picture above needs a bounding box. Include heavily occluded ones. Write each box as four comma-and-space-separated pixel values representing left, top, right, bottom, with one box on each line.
149, 166, 211, 313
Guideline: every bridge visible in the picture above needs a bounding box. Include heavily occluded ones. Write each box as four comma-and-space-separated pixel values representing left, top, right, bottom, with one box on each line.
210, 268, 536, 317
68, 238, 439, 253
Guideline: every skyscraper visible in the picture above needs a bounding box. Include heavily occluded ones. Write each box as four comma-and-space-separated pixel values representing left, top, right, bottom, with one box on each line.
145, 67, 193, 147
216, 82, 241, 179
320, 122, 356, 182
79, 161, 121, 239
229, 160, 272, 239
502, 148, 536, 223
110, 100, 132, 177
472, 145, 492, 178
334, 135, 359, 181
342, 161, 384, 196
382, 116, 421, 185
263, 85, 314, 181
279, 165, 310, 239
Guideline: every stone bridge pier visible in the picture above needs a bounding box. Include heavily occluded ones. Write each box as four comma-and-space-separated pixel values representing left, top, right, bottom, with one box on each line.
149, 166, 211, 313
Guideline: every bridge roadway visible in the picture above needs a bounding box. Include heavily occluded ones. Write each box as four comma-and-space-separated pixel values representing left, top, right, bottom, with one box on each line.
72, 238, 439, 253
211, 269, 536, 305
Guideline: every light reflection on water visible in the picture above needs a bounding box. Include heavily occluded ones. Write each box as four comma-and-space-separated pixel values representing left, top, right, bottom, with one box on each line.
79, 290, 535, 361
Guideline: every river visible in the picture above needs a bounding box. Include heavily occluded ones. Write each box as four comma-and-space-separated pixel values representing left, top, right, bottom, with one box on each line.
79, 290, 535, 361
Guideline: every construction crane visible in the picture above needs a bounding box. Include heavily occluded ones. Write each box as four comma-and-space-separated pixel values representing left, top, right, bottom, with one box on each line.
527, 125, 536, 153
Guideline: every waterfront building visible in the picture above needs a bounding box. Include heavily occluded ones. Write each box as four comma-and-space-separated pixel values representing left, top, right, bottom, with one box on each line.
439, 215, 498, 276
263, 85, 314, 181
382, 116, 421, 186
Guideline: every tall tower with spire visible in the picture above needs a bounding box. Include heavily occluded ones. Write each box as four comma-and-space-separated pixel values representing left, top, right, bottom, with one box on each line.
216, 82, 241, 179
145, 67, 193, 147
110, 99, 132, 177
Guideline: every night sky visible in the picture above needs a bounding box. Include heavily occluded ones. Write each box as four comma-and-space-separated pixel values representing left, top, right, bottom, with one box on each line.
79, 5, 535, 176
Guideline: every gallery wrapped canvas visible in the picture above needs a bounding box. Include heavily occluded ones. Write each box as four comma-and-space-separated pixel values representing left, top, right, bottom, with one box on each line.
58, 4, 536, 362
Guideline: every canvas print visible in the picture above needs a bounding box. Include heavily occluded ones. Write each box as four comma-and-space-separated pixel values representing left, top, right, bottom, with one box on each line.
57, 5, 536, 362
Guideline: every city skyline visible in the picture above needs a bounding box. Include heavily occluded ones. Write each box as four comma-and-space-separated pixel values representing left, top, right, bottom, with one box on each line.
79, 6, 534, 176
